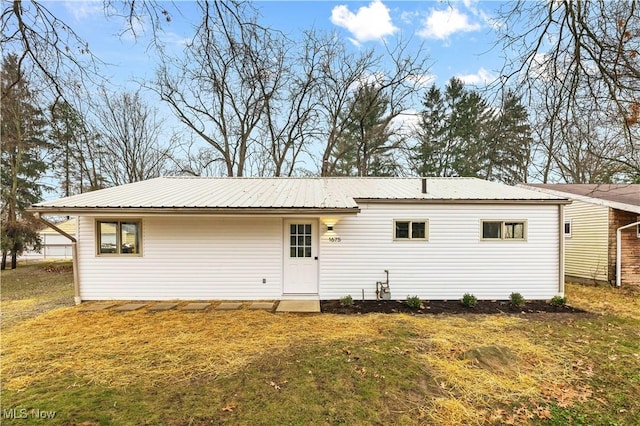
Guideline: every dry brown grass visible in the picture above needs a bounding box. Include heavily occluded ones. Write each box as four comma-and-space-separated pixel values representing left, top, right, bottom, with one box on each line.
1, 306, 592, 425
566, 282, 640, 320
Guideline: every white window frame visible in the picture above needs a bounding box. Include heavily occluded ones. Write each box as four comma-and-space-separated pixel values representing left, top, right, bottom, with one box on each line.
480, 220, 527, 241
393, 219, 429, 241
96, 219, 143, 256
564, 219, 572, 238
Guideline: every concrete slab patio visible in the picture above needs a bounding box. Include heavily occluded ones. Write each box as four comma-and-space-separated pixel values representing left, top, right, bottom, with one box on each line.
216, 302, 242, 310
248, 302, 275, 311
148, 303, 178, 312
113, 303, 147, 312
276, 300, 321, 313
179, 302, 211, 311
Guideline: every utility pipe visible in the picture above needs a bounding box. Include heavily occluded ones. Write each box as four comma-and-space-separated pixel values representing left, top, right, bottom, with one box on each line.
616, 220, 640, 288
34, 213, 81, 304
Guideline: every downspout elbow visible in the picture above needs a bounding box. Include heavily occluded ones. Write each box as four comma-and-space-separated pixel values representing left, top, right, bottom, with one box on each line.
33, 213, 81, 305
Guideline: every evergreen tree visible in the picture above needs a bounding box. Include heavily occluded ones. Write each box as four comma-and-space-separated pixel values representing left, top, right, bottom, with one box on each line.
49, 101, 105, 195
413, 85, 448, 176
413, 78, 493, 177
413, 78, 530, 184
330, 84, 399, 176
0, 54, 49, 269
488, 91, 533, 184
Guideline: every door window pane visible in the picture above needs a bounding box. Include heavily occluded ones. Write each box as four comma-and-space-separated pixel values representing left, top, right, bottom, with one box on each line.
290, 223, 312, 257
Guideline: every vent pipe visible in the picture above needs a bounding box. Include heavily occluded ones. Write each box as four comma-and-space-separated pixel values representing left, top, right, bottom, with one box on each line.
421, 178, 427, 194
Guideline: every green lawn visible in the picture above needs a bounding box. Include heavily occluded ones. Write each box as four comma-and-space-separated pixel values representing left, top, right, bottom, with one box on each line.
1, 263, 639, 425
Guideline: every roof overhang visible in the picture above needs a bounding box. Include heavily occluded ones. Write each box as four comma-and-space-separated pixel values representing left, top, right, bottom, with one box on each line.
26, 206, 361, 215
354, 198, 571, 205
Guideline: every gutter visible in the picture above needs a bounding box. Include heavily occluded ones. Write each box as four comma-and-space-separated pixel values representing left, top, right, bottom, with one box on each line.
34, 213, 81, 305
616, 220, 640, 287
27, 207, 361, 215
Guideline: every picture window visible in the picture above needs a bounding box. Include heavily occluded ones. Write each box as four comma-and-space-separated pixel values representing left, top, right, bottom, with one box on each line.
97, 220, 141, 255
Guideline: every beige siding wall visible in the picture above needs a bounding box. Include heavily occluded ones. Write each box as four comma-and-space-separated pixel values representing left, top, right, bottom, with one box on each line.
564, 200, 609, 282
77, 216, 283, 300
319, 203, 561, 300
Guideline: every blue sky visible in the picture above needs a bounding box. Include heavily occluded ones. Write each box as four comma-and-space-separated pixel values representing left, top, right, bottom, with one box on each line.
48, 0, 507, 90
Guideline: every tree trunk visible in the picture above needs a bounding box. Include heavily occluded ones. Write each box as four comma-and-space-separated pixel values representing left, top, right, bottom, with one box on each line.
1, 252, 7, 270
11, 251, 17, 269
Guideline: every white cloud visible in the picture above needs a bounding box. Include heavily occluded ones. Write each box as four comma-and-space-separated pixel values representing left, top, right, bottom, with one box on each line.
456, 68, 496, 85
417, 6, 481, 40
390, 109, 421, 134
65, 1, 102, 20
408, 73, 436, 88
331, 0, 398, 45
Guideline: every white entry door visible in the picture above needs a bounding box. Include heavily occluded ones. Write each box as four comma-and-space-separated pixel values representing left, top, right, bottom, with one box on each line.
283, 219, 318, 294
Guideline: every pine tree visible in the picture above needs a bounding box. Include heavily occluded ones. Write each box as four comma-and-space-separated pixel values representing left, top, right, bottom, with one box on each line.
1, 54, 49, 269
413, 78, 494, 178
489, 91, 533, 184
413, 79, 530, 184
413, 85, 448, 176
330, 84, 399, 176
49, 101, 105, 195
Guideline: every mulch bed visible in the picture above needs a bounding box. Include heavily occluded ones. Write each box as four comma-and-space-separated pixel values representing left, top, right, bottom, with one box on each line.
321, 299, 586, 315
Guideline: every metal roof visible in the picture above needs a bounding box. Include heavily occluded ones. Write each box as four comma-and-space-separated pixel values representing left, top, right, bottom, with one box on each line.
525, 184, 640, 214
31, 177, 568, 214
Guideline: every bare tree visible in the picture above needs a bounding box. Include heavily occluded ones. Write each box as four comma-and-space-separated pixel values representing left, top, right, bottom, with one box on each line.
155, 2, 275, 177
254, 30, 325, 177
94, 90, 175, 185
496, 0, 640, 180
0, 0, 180, 102
315, 34, 430, 176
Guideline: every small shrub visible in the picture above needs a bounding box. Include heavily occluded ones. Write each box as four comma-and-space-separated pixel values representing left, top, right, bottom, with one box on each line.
550, 295, 567, 306
509, 292, 526, 307
339, 295, 354, 307
406, 295, 421, 309
461, 293, 477, 308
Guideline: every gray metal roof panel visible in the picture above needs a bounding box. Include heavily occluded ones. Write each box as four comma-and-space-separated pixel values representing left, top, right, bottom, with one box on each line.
32, 177, 566, 211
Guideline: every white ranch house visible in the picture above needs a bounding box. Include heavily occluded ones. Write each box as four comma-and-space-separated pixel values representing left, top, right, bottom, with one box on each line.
30, 177, 569, 304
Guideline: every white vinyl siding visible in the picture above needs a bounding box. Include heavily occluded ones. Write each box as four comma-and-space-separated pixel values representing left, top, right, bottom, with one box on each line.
563, 200, 609, 282
77, 216, 283, 300
76, 204, 561, 301
319, 203, 560, 300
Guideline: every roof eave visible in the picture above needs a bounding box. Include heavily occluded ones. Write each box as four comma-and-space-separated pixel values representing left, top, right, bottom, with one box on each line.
26, 206, 361, 215
354, 198, 571, 205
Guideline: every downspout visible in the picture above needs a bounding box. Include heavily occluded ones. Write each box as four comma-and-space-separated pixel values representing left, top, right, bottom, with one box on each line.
616, 221, 640, 288
558, 204, 565, 295
34, 213, 81, 305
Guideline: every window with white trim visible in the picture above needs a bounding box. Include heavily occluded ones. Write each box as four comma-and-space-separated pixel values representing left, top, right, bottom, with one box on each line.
97, 220, 141, 255
481, 220, 526, 241
394, 220, 428, 240
564, 220, 572, 237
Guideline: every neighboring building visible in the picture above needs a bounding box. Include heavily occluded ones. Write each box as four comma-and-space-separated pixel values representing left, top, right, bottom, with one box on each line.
525, 184, 640, 290
29, 177, 569, 302
20, 218, 76, 261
